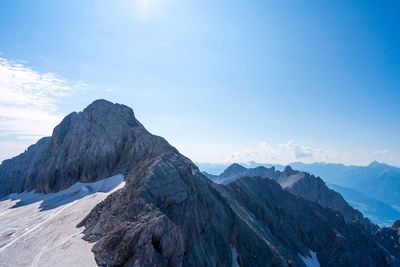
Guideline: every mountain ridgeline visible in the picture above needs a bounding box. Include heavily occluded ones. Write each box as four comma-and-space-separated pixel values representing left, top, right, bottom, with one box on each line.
289, 161, 400, 208
1, 100, 400, 266
0, 100, 175, 197
201, 161, 400, 226
204, 163, 377, 230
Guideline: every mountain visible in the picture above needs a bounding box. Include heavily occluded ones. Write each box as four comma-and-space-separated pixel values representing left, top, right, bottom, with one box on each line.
1, 100, 400, 266
208, 164, 376, 231
0, 99, 175, 197
222, 176, 400, 266
200, 161, 400, 226
289, 161, 400, 208
198, 161, 284, 175
199, 161, 400, 208
213, 163, 248, 184
197, 161, 285, 176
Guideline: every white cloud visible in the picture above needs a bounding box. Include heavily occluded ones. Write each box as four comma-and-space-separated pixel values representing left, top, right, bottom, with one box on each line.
224, 141, 340, 164
374, 149, 391, 156
374, 149, 396, 163
0, 57, 85, 160
0, 58, 74, 109
278, 141, 339, 161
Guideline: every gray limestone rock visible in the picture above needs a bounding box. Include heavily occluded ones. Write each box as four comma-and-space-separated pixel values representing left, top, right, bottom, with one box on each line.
0, 99, 175, 197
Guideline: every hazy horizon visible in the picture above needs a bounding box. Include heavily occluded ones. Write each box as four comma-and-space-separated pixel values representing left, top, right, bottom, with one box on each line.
195, 159, 399, 169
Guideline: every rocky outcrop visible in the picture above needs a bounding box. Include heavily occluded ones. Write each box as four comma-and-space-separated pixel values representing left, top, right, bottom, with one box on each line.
373, 226, 400, 262
1, 100, 400, 266
79, 152, 236, 267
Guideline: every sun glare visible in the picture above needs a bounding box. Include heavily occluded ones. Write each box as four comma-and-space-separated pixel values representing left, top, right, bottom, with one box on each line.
134, 0, 160, 20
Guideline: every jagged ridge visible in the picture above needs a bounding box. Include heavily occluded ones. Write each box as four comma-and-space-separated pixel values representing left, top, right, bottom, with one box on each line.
209, 163, 376, 231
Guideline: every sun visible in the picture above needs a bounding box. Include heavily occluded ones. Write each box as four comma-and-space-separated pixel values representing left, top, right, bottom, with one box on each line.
134, 0, 160, 20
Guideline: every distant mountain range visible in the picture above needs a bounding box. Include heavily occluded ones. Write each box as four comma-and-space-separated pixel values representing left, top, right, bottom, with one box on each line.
1, 100, 400, 266
197, 161, 280, 175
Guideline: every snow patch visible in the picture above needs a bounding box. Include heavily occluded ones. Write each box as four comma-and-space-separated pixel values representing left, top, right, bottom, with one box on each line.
230, 244, 240, 267
0, 174, 125, 267
299, 250, 320, 267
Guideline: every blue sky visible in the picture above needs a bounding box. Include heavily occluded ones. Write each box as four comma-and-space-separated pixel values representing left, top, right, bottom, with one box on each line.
0, 0, 399, 166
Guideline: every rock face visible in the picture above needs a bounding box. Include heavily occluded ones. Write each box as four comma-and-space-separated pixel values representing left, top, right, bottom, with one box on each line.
221, 177, 396, 267
79, 152, 235, 267
0, 100, 175, 197
1, 100, 400, 266
393, 220, 400, 229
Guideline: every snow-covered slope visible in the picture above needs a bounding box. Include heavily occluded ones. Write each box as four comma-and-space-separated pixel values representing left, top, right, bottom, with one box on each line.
299, 250, 321, 267
0, 174, 125, 267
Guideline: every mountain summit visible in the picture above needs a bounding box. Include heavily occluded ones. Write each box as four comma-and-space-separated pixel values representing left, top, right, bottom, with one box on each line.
0, 99, 174, 197
1, 100, 400, 266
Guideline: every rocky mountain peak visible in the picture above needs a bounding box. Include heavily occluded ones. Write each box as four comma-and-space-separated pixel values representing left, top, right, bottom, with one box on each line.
368, 160, 388, 168
225, 163, 247, 172
218, 163, 248, 182
392, 220, 400, 229
51, 99, 143, 146
0, 99, 174, 197
283, 165, 296, 175
83, 99, 138, 124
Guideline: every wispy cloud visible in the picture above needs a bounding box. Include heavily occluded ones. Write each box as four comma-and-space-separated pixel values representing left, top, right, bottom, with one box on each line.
374, 149, 396, 163
224, 141, 340, 164
0, 57, 85, 140
278, 141, 338, 160
374, 149, 391, 156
